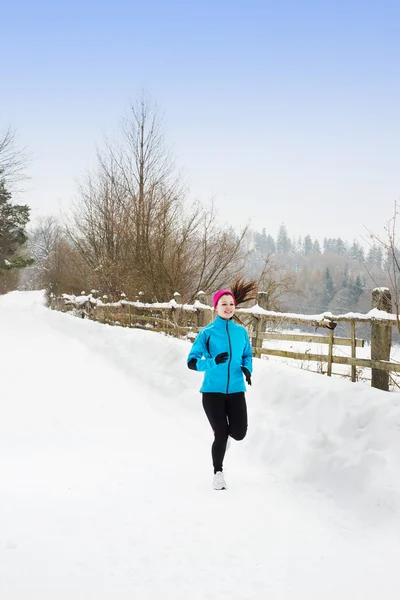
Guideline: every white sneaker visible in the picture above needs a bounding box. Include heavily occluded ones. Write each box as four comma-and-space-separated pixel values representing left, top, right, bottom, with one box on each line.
213, 471, 227, 490
226, 436, 231, 451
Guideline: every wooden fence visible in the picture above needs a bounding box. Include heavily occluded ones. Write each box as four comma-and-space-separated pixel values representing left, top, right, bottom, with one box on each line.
51, 288, 399, 392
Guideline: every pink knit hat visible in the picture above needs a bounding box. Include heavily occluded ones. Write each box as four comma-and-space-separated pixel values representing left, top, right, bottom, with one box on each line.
213, 289, 236, 310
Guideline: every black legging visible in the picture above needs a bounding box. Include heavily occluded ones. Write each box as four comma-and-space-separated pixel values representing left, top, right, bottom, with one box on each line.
202, 392, 248, 473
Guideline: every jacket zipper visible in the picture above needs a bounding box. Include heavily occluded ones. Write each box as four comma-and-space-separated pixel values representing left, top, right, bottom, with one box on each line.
226, 320, 232, 393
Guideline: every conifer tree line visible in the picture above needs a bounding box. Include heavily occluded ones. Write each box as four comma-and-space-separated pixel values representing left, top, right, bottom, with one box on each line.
253, 224, 383, 266
0, 95, 397, 317
244, 223, 388, 316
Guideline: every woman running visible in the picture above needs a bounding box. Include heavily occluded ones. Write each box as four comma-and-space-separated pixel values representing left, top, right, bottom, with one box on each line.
187, 280, 256, 490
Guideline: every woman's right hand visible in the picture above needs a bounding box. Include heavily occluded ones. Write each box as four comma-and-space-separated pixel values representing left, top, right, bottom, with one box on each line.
215, 352, 229, 365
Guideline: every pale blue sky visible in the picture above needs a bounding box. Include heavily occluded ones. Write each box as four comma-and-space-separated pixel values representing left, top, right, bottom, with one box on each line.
2, 0, 400, 242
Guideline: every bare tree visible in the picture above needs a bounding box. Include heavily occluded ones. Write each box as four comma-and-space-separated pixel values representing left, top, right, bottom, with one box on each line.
182, 204, 248, 301
0, 127, 28, 184
66, 159, 133, 295
140, 199, 248, 301
110, 93, 186, 284
64, 94, 183, 297
21, 216, 90, 295
367, 202, 400, 329
256, 254, 299, 310
63, 94, 251, 301
21, 216, 63, 290
44, 238, 90, 296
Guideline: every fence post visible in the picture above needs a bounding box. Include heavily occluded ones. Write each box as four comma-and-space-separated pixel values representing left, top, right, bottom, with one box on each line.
350, 321, 356, 382
371, 288, 392, 391
120, 293, 127, 326
171, 292, 181, 333
196, 292, 212, 328
327, 328, 334, 376
85, 298, 91, 319
251, 291, 267, 358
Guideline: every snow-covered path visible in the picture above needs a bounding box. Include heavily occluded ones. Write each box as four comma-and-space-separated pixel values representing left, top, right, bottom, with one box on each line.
1, 292, 400, 599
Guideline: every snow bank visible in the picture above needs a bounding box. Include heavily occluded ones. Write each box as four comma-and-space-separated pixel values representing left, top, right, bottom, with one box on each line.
0, 289, 46, 309
248, 362, 400, 521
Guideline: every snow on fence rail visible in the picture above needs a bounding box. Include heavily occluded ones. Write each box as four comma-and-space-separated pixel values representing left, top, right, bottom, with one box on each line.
50, 288, 399, 392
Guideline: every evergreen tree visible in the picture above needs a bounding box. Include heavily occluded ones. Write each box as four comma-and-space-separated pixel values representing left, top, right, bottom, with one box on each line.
254, 229, 268, 253
350, 240, 365, 262
323, 238, 332, 253
265, 234, 276, 254
367, 244, 383, 269
323, 267, 335, 306
0, 179, 33, 271
323, 238, 339, 253
349, 275, 365, 304
276, 224, 292, 254
343, 263, 349, 288
294, 235, 302, 253
253, 229, 276, 254
313, 239, 321, 254
384, 248, 392, 273
367, 244, 377, 265
303, 234, 313, 255
384, 247, 400, 277
335, 237, 347, 255
376, 246, 383, 270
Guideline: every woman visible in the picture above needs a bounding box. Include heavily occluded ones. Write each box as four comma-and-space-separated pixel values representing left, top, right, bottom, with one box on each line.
187, 280, 255, 490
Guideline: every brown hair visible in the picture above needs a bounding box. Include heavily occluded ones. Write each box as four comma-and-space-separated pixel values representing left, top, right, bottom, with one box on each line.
228, 278, 258, 324
230, 277, 258, 307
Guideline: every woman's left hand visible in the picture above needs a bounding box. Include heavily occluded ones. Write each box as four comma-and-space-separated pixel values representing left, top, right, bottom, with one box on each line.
241, 366, 252, 385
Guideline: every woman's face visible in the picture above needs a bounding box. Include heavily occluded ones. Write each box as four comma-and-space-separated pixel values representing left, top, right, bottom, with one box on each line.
216, 294, 235, 319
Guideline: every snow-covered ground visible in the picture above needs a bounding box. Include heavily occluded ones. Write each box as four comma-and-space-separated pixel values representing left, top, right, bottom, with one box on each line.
1, 290, 400, 599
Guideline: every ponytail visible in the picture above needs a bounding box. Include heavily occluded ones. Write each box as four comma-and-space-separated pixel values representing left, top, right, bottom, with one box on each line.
228, 278, 258, 324
230, 277, 258, 307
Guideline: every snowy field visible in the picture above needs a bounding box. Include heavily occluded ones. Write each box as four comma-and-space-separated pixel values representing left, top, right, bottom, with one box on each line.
1, 291, 400, 599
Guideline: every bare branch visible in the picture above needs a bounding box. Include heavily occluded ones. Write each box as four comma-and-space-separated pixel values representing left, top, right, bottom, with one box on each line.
0, 127, 29, 184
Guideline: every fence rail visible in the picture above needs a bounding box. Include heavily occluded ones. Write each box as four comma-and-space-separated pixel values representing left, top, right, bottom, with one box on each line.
250, 331, 365, 347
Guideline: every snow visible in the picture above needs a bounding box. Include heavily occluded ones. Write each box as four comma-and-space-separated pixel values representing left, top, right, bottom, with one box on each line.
1, 290, 400, 599
59, 293, 398, 322
239, 304, 397, 323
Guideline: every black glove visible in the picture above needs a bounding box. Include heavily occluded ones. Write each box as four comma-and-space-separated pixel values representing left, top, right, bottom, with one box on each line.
241, 366, 252, 385
215, 352, 229, 365
187, 358, 198, 371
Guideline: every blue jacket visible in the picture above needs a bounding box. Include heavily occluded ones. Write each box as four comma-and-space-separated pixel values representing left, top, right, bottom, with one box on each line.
187, 316, 253, 393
